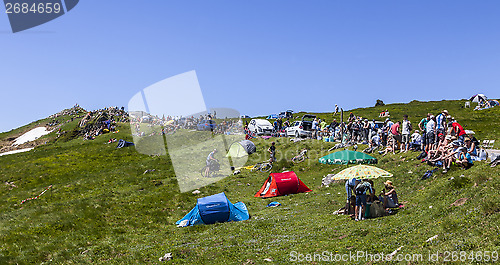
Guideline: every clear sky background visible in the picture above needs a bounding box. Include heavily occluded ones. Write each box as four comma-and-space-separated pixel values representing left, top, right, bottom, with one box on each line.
1, 1, 500, 132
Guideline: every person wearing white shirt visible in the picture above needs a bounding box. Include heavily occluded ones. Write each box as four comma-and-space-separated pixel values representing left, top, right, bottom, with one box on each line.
426, 115, 436, 152
401, 115, 411, 152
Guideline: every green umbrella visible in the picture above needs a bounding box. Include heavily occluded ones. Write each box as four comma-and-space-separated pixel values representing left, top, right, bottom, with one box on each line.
318, 150, 377, 165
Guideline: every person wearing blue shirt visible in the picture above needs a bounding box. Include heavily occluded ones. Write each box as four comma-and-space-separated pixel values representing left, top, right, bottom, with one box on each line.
345, 178, 358, 200
457, 148, 474, 169
435, 110, 448, 143
345, 178, 358, 216
355, 179, 374, 221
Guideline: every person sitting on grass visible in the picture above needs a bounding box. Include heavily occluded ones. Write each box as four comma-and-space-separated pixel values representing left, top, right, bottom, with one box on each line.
354, 179, 374, 221
409, 130, 422, 151
379, 134, 397, 156
464, 136, 478, 160
427, 133, 448, 160
363, 131, 381, 153
380, 180, 399, 209
456, 147, 474, 170
429, 140, 463, 173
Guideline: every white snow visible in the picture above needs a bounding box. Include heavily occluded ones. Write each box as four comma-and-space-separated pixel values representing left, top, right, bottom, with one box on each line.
12, 127, 52, 146
0, 148, 34, 156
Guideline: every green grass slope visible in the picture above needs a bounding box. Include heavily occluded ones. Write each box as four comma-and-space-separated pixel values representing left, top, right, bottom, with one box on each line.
1, 100, 499, 264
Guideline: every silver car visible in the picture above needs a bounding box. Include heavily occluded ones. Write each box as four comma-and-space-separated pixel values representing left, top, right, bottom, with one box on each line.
286, 114, 316, 138
248, 119, 274, 135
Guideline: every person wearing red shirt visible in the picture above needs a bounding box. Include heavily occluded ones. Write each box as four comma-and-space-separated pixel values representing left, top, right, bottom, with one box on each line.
390, 121, 401, 151
449, 120, 466, 143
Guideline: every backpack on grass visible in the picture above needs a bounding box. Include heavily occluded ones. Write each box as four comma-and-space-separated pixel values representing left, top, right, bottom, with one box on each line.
370, 201, 385, 218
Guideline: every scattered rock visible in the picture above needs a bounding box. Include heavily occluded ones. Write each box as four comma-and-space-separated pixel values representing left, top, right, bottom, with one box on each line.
429, 206, 433, 209
192, 190, 201, 195
4, 182, 17, 189
426, 235, 438, 242
322, 174, 338, 186
159, 253, 172, 261
263, 258, 273, 262
450, 198, 468, 207
152, 180, 163, 186
143, 169, 156, 174
386, 246, 403, 260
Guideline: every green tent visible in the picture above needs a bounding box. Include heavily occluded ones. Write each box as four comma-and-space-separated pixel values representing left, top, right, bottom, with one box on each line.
318, 150, 377, 165
226, 140, 256, 158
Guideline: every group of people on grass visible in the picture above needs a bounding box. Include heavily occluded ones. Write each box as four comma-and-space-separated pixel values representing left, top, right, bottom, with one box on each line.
345, 178, 399, 221
130, 112, 241, 137
417, 111, 485, 173
81, 108, 125, 140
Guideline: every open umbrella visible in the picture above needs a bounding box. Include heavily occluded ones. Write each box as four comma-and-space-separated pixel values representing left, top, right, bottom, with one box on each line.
331, 165, 393, 180
318, 150, 377, 165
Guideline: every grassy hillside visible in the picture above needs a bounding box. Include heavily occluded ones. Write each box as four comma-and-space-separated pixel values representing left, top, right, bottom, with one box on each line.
1, 100, 499, 264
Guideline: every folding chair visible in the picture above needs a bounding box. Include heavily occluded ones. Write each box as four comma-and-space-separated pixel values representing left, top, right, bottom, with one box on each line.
482, 140, 490, 148
487, 140, 495, 149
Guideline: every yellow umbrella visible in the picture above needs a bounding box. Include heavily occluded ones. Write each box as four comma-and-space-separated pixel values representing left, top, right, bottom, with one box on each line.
331, 165, 393, 180
166, 120, 175, 125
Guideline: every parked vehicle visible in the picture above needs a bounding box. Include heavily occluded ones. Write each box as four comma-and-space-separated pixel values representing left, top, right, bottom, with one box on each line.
267, 114, 278, 119
197, 120, 217, 131
373, 121, 385, 129
241, 115, 251, 119
279, 110, 294, 119
248, 119, 274, 135
285, 114, 316, 138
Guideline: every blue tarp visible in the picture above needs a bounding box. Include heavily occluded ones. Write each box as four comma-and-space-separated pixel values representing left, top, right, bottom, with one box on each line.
176, 192, 249, 226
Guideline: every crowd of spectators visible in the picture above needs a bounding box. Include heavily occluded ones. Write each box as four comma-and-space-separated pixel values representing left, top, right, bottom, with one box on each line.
81, 106, 127, 140
130, 112, 242, 137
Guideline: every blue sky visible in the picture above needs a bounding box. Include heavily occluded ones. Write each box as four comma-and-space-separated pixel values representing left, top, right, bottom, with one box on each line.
1, 1, 500, 132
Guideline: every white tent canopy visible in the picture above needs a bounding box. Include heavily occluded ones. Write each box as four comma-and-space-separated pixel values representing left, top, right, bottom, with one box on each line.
470, 94, 487, 103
